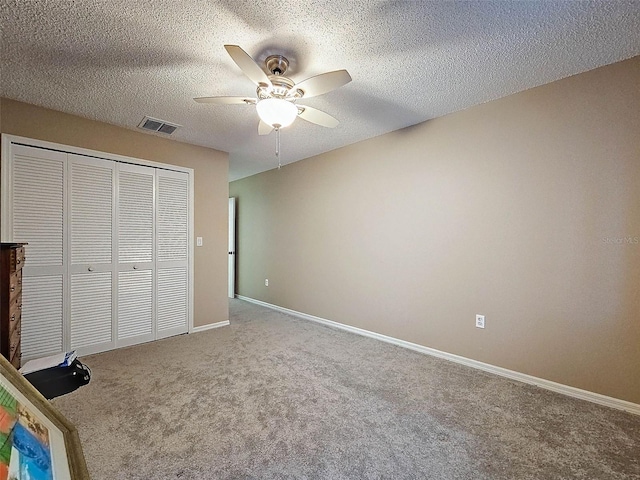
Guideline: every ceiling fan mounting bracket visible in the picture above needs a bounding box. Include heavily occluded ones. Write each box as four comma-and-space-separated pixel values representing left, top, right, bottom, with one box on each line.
265, 55, 289, 76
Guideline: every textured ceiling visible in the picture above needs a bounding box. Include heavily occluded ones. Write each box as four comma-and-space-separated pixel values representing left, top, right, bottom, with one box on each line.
1, 1, 639, 181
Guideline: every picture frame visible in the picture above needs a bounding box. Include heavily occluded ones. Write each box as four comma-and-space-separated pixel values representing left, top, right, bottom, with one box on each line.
0, 354, 89, 479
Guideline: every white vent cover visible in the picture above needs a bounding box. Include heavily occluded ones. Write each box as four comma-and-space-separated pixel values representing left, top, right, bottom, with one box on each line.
138, 116, 181, 135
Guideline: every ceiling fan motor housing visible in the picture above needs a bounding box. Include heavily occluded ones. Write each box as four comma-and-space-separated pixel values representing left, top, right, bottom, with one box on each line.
258, 76, 297, 99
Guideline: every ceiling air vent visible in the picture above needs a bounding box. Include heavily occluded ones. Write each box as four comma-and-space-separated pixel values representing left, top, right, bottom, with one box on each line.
138, 116, 181, 135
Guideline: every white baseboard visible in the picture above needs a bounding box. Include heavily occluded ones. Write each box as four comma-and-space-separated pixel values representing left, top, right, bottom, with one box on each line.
236, 295, 640, 416
190, 320, 229, 333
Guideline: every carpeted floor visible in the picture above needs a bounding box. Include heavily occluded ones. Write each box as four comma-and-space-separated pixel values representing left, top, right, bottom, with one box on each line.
53, 299, 640, 479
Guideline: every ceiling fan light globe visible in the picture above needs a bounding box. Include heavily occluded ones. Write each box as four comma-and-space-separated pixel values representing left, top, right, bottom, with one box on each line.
256, 98, 298, 128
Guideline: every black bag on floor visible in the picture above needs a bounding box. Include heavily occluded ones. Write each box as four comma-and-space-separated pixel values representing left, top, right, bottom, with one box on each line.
24, 359, 91, 400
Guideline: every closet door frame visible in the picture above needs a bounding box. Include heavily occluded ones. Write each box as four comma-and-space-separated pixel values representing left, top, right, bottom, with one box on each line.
1, 134, 195, 356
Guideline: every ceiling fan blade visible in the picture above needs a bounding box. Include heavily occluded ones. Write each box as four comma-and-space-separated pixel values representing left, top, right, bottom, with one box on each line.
194, 96, 256, 105
293, 70, 352, 98
297, 106, 339, 128
258, 120, 273, 136
224, 45, 272, 88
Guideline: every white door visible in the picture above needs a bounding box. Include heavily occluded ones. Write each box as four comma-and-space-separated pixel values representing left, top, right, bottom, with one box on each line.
68, 155, 116, 355
228, 197, 236, 298
156, 170, 189, 338
116, 163, 155, 347
9, 145, 66, 360
2, 136, 193, 359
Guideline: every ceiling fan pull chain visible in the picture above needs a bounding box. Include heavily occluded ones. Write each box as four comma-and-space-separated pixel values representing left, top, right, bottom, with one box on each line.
276, 127, 281, 169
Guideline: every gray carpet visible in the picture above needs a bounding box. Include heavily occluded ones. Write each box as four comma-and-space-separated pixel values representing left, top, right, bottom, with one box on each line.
53, 299, 640, 479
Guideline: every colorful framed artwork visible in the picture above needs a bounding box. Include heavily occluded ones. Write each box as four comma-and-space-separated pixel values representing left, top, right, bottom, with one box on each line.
0, 355, 88, 479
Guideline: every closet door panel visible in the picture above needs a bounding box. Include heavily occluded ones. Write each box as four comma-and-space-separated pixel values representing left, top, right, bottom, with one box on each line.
117, 270, 153, 346
157, 172, 188, 263
157, 267, 188, 338
156, 170, 189, 337
118, 166, 154, 264
70, 272, 113, 351
9, 145, 66, 361
117, 163, 155, 346
21, 274, 64, 358
69, 155, 116, 353
11, 145, 65, 266
70, 157, 114, 265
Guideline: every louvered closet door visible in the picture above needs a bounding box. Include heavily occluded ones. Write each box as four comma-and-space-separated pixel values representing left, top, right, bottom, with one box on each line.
10, 145, 66, 360
117, 163, 155, 347
156, 170, 189, 339
69, 155, 116, 355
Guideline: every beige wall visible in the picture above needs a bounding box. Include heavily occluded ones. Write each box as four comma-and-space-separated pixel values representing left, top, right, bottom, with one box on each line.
0, 98, 229, 327
230, 56, 640, 404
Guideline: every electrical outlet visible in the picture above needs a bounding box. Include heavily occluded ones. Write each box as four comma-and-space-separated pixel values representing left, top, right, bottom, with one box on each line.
476, 314, 485, 329
265, 279, 269, 287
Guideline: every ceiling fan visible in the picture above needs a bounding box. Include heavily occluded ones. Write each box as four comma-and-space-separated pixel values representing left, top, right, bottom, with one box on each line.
194, 45, 352, 136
